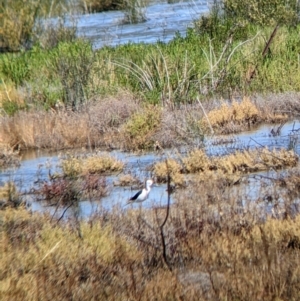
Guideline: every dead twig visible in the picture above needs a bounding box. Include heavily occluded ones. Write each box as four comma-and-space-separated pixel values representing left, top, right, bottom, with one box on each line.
159, 159, 172, 271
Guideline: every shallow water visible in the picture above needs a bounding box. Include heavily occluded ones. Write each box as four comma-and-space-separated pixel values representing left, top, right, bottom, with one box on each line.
206, 120, 300, 156
71, 0, 212, 48
1, 120, 300, 217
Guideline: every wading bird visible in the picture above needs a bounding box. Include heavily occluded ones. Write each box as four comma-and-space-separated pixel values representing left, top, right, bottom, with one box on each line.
126, 179, 153, 205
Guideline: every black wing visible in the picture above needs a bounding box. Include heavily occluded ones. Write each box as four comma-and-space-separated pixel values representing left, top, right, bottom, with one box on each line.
129, 190, 142, 201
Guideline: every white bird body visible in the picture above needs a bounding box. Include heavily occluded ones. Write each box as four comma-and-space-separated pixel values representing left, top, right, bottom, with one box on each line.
126, 179, 153, 205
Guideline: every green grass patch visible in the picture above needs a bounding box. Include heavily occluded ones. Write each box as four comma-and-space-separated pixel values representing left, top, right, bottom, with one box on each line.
1, 1, 300, 112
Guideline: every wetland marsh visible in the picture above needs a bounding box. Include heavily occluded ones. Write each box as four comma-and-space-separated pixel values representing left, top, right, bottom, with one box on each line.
2, 0, 300, 300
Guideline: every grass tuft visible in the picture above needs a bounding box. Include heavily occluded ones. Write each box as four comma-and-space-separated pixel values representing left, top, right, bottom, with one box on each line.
183, 149, 211, 173
115, 174, 141, 186
61, 153, 124, 178
202, 97, 288, 133
204, 97, 259, 129
153, 159, 185, 186
184, 147, 298, 177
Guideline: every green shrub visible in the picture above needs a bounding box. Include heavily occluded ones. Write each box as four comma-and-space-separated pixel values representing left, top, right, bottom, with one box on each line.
0, 55, 30, 87
49, 40, 95, 110
224, 0, 300, 26
123, 105, 161, 149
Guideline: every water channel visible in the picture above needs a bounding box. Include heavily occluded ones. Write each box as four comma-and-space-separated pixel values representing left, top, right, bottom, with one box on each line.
1, 120, 300, 218
70, 0, 213, 48
3, 2, 300, 217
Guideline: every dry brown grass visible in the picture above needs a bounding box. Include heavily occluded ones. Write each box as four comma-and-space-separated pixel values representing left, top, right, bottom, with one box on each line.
0, 93, 139, 150
61, 153, 124, 177
202, 97, 260, 131
0, 146, 20, 169
202, 96, 288, 134
183, 147, 298, 178
255, 92, 300, 117
0, 92, 300, 151
115, 174, 141, 186
153, 159, 185, 187
183, 149, 211, 173
1, 171, 300, 301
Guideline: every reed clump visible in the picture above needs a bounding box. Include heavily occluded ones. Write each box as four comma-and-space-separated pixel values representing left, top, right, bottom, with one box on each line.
204, 97, 259, 129
81, 154, 124, 174
61, 153, 124, 178
202, 97, 288, 133
153, 159, 185, 187
115, 174, 141, 186
214, 148, 298, 174
183, 148, 298, 177
196, 169, 242, 186
183, 149, 211, 173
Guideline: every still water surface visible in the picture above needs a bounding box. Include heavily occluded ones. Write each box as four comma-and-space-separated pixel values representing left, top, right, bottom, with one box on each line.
1, 120, 299, 217
71, 0, 212, 48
